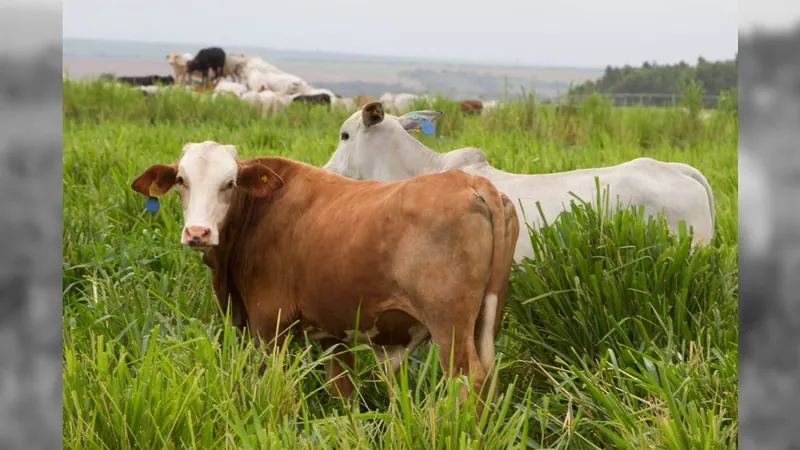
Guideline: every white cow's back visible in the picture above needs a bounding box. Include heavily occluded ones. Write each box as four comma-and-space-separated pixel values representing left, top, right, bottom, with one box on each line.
462, 157, 716, 261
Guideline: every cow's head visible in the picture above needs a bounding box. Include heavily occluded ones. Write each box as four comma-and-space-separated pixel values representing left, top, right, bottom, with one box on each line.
131, 141, 284, 249
322, 101, 444, 180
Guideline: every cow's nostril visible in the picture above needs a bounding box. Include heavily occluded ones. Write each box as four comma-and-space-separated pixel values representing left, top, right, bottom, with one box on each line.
202, 228, 211, 238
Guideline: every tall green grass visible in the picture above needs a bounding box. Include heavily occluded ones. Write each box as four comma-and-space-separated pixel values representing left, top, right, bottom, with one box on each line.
62, 79, 738, 449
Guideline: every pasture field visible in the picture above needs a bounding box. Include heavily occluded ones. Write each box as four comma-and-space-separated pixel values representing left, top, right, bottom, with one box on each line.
62, 80, 738, 449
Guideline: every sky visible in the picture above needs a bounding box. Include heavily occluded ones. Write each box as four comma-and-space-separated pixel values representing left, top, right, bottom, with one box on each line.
61, 0, 742, 68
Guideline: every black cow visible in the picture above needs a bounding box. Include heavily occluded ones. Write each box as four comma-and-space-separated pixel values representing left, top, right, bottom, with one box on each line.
292, 92, 331, 105
115, 75, 174, 86
186, 47, 226, 86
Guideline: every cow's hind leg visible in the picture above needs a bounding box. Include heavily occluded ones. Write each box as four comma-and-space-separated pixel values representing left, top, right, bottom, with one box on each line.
427, 316, 486, 412
473, 193, 520, 401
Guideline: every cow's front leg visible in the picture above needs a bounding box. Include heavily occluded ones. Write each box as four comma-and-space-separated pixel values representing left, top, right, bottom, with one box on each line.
249, 309, 293, 376
318, 338, 356, 399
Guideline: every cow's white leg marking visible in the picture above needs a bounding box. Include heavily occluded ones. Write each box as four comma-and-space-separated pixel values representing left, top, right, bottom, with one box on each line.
478, 293, 498, 371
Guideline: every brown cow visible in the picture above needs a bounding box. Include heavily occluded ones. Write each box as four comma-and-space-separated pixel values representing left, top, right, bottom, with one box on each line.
353, 94, 375, 106
461, 99, 484, 115
193, 79, 217, 93
130, 140, 519, 411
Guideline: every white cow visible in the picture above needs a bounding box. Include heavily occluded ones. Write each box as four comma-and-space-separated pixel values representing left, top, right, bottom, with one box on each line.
323, 103, 716, 262
214, 80, 249, 97
392, 93, 420, 113
241, 91, 261, 105
241, 90, 277, 112
272, 73, 312, 95
482, 100, 499, 114
379, 92, 395, 111
244, 69, 310, 95
222, 54, 249, 82
257, 90, 293, 114
243, 56, 286, 75
244, 69, 270, 92
339, 97, 357, 112
138, 85, 160, 95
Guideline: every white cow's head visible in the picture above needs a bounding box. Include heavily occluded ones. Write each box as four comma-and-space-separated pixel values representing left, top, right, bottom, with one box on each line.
322, 101, 443, 180
131, 141, 284, 248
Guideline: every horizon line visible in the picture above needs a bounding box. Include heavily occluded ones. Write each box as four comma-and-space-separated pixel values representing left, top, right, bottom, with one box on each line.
62, 36, 613, 72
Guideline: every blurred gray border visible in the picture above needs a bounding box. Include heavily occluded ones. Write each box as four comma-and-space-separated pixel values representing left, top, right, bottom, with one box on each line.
739, 23, 800, 449
0, 3, 63, 449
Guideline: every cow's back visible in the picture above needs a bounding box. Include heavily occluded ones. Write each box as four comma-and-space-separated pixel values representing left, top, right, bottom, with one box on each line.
462, 156, 714, 259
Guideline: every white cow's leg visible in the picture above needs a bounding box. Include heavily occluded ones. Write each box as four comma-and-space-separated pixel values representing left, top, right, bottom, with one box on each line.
374, 324, 429, 400
375, 324, 430, 375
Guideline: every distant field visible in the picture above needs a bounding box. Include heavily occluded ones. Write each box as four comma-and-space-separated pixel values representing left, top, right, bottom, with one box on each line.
61, 38, 603, 98
63, 79, 737, 449
62, 57, 599, 90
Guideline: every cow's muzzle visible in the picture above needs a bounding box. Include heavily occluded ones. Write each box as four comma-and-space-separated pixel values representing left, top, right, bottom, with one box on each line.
183, 226, 213, 247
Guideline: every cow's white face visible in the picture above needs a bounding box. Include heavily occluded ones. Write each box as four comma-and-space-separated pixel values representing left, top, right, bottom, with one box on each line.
131, 141, 284, 249
175, 141, 240, 247
322, 102, 443, 181
322, 110, 372, 179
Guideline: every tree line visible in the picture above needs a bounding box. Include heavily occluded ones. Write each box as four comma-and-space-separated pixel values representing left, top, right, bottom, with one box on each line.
569, 56, 737, 98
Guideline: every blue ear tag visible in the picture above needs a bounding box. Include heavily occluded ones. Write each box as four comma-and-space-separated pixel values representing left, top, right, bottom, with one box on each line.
421, 119, 435, 135
145, 197, 160, 213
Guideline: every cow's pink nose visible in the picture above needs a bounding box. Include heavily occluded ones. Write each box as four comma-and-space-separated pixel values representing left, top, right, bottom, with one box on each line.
183, 226, 212, 246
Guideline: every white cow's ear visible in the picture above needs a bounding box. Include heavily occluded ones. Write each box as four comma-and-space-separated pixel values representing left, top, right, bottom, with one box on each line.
398, 110, 444, 131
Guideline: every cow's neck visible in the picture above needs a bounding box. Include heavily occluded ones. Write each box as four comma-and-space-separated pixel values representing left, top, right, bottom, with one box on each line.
215, 160, 296, 294
391, 132, 446, 176
217, 156, 301, 253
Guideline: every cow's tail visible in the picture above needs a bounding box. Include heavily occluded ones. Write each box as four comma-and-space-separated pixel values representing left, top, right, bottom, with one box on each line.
473, 179, 518, 374
667, 162, 716, 239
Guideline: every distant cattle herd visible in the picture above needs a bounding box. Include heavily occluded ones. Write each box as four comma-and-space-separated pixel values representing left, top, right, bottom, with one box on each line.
70, 45, 501, 116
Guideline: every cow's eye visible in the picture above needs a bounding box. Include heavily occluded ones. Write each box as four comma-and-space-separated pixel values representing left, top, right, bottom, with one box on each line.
222, 180, 235, 190
176, 176, 185, 186
340, 132, 349, 141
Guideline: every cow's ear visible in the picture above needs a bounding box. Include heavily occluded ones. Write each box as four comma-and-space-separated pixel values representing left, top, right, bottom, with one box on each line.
397, 110, 444, 131
237, 163, 284, 197
362, 101, 385, 127
131, 163, 178, 197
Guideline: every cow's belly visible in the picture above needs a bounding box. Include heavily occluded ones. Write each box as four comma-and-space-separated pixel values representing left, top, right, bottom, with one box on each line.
296, 309, 421, 348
